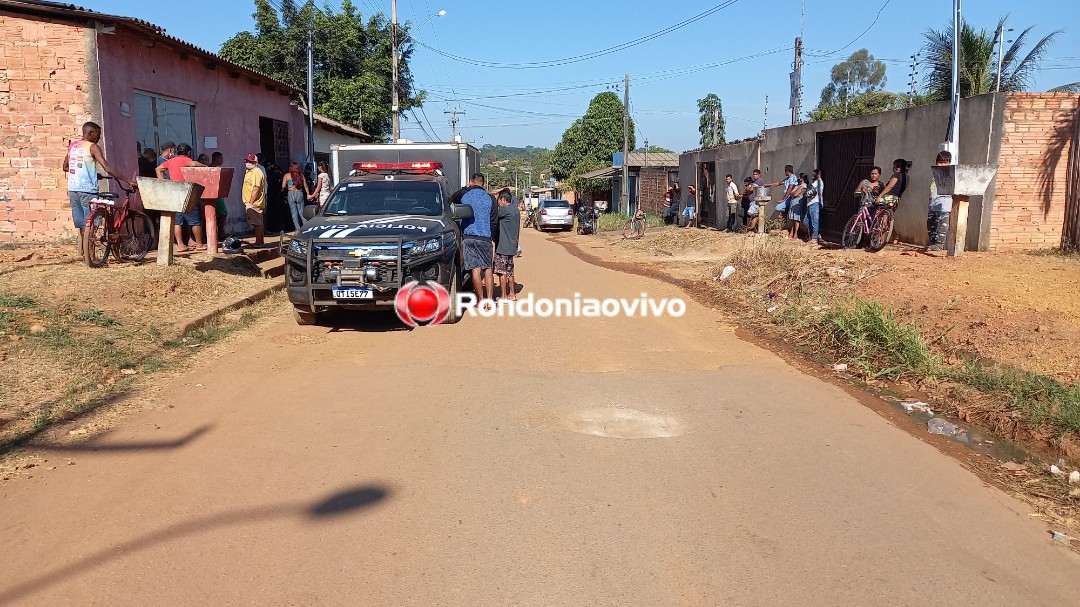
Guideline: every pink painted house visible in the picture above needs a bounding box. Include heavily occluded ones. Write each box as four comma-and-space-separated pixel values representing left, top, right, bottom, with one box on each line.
0, 0, 364, 241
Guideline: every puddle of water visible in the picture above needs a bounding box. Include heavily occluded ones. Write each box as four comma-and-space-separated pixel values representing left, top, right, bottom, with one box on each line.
565, 407, 686, 439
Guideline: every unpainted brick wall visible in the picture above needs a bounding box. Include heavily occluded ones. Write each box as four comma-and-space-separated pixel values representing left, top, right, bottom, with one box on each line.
638, 167, 674, 215
0, 16, 92, 244
991, 93, 1079, 251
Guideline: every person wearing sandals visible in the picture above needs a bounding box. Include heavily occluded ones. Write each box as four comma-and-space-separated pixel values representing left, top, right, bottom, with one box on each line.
282, 161, 312, 231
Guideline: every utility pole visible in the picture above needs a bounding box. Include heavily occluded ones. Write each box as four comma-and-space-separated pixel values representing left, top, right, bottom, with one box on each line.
763, 94, 768, 131
791, 0, 804, 125
306, 27, 316, 181
987, 23, 1013, 163
622, 73, 630, 215
712, 107, 719, 147
391, 0, 400, 142
444, 108, 465, 141
944, 0, 961, 161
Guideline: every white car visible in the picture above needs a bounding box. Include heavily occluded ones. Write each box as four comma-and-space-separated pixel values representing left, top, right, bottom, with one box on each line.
536, 199, 573, 231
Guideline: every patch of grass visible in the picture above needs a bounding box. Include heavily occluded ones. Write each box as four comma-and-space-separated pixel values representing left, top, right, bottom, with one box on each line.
819, 299, 938, 381
0, 294, 35, 309
950, 362, 1080, 436
75, 309, 120, 326
597, 212, 665, 232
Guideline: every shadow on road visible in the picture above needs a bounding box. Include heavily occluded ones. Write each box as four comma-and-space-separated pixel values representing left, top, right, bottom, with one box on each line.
0, 483, 391, 605
325, 309, 412, 333
34, 425, 213, 453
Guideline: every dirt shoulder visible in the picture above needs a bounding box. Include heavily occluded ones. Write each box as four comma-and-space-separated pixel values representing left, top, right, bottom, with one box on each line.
1, 246, 281, 456
554, 226, 1080, 537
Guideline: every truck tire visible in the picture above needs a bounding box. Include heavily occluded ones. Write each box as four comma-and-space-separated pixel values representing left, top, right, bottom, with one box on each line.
293, 306, 321, 326
444, 262, 462, 324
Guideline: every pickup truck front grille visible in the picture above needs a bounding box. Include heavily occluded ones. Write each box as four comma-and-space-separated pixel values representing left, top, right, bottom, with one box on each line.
311, 241, 402, 286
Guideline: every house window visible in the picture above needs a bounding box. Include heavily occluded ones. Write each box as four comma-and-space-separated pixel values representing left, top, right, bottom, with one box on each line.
133, 92, 197, 155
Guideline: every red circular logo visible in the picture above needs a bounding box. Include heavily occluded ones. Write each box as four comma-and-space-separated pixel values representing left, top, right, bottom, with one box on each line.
394, 279, 451, 327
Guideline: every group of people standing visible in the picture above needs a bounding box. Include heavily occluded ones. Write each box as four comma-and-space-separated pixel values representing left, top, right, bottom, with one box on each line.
451, 173, 521, 303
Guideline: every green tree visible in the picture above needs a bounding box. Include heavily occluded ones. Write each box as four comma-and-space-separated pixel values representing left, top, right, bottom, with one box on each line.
818, 49, 887, 106
697, 93, 725, 147
634, 145, 674, 154
921, 16, 1073, 101
807, 90, 911, 122
551, 92, 633, 192
220, 0, 423, 141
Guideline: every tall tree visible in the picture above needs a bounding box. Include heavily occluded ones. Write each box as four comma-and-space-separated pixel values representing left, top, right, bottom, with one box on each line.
818, 49, 887, 106
551, 92, 634, 192
921, 16, 1070, 101
220, 0, 423, 141
697, 93, 726, 147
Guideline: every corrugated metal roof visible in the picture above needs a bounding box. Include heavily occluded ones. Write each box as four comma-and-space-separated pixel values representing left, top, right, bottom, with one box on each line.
578, 166, 618, 180
624, 152, 679, 167
0, 0, 301, 95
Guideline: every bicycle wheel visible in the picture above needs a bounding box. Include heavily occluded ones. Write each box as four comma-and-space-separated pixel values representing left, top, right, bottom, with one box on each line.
868, 208, 894, 252
116, 211, 156, 262
84, 208, 111, 267
621, 219, 634, 239
841, 213, 864, 250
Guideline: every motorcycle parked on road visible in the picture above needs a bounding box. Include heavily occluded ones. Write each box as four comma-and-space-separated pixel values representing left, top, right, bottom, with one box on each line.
576, 205, 598, 235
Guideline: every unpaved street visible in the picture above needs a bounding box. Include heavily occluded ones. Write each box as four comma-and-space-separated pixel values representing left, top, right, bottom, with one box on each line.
2, 229, 1079, 606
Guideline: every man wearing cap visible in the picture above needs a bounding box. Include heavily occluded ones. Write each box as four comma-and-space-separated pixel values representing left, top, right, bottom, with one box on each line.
243, 153, 267, 246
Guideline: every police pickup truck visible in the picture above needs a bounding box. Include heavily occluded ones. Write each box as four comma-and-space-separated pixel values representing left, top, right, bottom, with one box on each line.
282, 161, 472, 325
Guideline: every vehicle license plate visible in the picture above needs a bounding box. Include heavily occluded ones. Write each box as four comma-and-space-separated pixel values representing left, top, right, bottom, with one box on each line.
332, 288, 373, 299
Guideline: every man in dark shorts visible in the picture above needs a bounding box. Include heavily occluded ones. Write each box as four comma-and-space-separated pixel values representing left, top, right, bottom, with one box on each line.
494, 189, 520, 301
451, 173, 498, 300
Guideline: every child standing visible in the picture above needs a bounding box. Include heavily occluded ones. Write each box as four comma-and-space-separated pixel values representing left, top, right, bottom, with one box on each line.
494, 189, 520, 301
927, 151, 953, 252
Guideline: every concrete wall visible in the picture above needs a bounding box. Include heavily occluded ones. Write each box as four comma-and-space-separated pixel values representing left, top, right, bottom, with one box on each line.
680, 94, 1004, 250
313, 126, 365, 156
991, 93, 1079, 250
0, 15, 94, 243
95, 28, 305, 234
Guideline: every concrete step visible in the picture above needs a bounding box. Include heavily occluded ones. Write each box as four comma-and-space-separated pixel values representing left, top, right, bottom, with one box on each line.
245, 246, 281, 264
257, 256, 285, 279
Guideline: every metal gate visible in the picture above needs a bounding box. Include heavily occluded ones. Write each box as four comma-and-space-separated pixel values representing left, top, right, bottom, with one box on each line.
1063, 106, 1080, 251
818, 128, 877, 242
697, 162, 717, 227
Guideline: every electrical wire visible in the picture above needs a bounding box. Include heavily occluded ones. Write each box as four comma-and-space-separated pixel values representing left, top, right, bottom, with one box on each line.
411, 1, 742, 69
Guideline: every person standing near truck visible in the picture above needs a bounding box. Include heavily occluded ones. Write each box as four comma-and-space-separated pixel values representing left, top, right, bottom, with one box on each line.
242, 153, 267, 247
452, 173, 498, 301
494, 189, 520, 301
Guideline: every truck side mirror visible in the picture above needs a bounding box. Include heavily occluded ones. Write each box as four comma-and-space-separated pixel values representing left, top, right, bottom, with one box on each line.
452, 204, 473, 221
303, 205, 318, 220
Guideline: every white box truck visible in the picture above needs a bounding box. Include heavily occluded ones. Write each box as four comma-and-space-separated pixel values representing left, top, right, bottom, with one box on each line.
330, 141, 481, 193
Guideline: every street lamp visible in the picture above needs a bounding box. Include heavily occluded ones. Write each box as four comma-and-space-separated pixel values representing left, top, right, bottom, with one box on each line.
392, 4, 445, 142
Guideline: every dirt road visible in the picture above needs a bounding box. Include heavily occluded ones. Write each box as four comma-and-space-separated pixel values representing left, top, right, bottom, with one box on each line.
2, 228, 1078, 606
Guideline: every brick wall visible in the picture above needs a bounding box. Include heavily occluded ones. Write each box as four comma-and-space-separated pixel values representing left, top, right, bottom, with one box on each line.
991, 93, 1079, 250
0, 15, 92, 244
638, 167, 673, 215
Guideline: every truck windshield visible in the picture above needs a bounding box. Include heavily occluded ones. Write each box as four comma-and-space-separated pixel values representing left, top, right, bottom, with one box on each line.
322, 181, 443, 216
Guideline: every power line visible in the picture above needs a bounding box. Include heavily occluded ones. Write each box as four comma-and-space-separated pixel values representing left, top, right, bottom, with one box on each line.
812, 0, 893, 59
412, 1, 742, 69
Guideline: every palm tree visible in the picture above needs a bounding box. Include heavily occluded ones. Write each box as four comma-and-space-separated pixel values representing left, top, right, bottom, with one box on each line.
921, 16, 1069, 101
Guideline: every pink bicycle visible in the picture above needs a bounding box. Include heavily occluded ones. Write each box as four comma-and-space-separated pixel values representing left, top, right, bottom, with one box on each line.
841, 191, 895, 252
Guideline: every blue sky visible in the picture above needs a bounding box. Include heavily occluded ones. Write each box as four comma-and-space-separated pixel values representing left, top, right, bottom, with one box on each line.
86, 0, 1080, 152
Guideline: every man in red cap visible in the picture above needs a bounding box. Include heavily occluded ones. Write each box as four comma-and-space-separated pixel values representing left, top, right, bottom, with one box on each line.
242, 153, 267, 246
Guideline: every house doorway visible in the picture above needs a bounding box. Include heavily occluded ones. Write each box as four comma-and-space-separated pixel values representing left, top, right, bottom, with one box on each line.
818, 128, 876, 242
259, 117, 292, 233
697, 161, 717, 227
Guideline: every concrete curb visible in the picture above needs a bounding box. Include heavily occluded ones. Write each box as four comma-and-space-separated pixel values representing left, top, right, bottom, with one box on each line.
173, 281, 284, 338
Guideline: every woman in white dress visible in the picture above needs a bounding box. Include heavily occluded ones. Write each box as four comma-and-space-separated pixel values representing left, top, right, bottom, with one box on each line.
310, 161, 333, 210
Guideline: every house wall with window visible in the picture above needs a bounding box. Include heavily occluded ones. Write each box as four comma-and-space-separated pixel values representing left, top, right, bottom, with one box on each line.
95, 29, 304, 235
0, 5, 309, 243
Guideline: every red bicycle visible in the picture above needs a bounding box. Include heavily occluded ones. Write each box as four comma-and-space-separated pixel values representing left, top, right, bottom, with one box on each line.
84, 177, 156, 267
842, 191, 895, 252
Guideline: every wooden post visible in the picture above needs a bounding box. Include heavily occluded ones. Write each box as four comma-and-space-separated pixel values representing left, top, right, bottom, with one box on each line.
157, 212, 175, 266
946, 195, 970, 257
203, 202, 218, 254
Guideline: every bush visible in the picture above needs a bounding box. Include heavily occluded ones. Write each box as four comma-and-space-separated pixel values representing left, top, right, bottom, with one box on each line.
820, 299, 937, 380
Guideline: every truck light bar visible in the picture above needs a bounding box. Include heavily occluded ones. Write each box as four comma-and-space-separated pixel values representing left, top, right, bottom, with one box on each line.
353, 161, 444, 171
